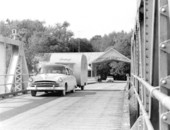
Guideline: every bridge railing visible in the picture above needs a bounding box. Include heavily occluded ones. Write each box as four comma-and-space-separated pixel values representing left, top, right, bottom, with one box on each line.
129, 74, 170, 130
0, 74, 30, 98
130, 0, 170, 129
132, 75, 170, 111
0, 34, 29, 97
130, 76, 154, 130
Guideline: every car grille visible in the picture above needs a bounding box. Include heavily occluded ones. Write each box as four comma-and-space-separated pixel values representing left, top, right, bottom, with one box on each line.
32, 81, 59, 87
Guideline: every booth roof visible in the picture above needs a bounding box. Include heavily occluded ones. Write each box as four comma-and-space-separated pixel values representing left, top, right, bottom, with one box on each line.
82, 52, 104, 64
92, 48, 131, 63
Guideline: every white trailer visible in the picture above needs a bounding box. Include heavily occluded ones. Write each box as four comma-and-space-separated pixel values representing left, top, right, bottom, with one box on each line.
49, 53, 88, 90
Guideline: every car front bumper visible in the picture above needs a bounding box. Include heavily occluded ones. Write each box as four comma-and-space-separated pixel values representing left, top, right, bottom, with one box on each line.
27, 86, 64, 91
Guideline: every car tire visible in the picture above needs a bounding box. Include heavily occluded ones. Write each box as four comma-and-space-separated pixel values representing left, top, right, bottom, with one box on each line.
44, 91, 48, 94
31, 91, 37, 96
81, 85, 84, 90
61, 84, 67, 96
71, 86, 76, 93
61, 90, 66, 96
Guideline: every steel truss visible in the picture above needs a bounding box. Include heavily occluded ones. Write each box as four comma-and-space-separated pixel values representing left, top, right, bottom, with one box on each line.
131, 0, 170, 130
0, 35, 29, 95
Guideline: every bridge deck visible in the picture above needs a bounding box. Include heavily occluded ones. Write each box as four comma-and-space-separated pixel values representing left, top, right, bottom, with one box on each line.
0, 82, 129, 130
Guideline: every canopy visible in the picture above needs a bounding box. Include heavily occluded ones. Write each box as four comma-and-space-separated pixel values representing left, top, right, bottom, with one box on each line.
92, 48, 131, 63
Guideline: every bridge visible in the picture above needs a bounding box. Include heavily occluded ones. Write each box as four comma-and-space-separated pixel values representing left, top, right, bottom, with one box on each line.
0, 82, 129, 130
1, 0, 170, 130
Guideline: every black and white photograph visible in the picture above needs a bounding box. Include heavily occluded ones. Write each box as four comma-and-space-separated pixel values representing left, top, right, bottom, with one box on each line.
0, 0, 169, 130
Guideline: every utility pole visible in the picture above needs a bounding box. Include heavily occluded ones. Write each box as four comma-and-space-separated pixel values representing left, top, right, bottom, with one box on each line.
78, 39, 80, 52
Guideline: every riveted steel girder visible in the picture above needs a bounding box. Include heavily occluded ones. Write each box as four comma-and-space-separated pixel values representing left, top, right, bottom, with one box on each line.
0, 35, 28, 94
159, 0, 170, 129
0, 42, 6, 94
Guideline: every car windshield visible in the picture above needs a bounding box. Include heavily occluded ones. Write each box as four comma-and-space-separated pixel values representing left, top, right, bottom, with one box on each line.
39, 65, 66, 74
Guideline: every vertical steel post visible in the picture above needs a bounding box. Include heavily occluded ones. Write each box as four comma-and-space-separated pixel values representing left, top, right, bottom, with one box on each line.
20, 43, 29, 90
0, 42, 6, 94
138, 5, 145, 111
159, 0, 170, 129
143, 0, 155, 116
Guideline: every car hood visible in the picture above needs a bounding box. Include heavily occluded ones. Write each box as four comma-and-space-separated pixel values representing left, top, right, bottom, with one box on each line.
33, 73, 65, 82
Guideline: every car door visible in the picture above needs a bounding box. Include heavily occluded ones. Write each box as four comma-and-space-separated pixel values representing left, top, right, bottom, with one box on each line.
69, 69, 76, 88
68, 68, 76, 89
65, 68, 73, 91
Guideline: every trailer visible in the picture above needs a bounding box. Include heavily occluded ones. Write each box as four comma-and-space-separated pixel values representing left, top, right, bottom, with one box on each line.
48, 53, 88, 90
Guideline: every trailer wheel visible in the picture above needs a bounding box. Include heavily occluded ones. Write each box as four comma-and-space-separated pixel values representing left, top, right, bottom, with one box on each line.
31, 91, 37, 96
44, 91, 48, 94
71, 86, 76, 93
81, 86, 84, 90
22, 91, 27, 94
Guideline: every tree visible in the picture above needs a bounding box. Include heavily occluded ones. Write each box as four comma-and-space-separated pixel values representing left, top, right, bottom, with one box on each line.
96, 62, 110, 80
69, 38, 94, 52
0, 20, 75, 71
90, 31, 131, 58
90, 35, 102, 51
90, 31, 131, 80
36, 21, 74, 53
110, 61, 130, 80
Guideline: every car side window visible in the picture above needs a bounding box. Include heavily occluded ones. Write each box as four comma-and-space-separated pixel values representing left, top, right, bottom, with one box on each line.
66, 68, 70, 75
69, 69, 73, 75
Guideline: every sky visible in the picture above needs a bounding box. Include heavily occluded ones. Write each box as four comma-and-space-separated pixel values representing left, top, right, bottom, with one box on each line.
0, 0, 137, 39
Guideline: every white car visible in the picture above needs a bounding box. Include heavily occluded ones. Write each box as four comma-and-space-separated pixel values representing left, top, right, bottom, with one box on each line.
27, 64, 77, 96
106, 76, 114, 83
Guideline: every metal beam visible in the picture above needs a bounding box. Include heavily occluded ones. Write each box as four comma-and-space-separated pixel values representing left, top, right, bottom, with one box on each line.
0, 35, 21, 46
0, 42, 6, 94
159, 0, 170, 129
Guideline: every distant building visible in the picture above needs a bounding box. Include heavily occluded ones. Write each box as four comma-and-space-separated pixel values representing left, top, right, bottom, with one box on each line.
79, 52, 103, 77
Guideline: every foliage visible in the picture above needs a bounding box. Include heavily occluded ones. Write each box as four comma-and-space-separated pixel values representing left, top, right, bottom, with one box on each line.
96, 62, 110, 80
90, 31, 131, 58
110, 61, 130, 80
69, 38, 94, 52
90, 35, 103, 51
0, 20, 46, 71
90, 31, 131, 80
0, 19, 131, 78
0, 19, 95, 72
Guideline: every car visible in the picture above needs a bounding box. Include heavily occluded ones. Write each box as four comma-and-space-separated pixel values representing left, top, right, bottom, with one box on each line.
27, 64, 77, 96
106, 76, 114, 83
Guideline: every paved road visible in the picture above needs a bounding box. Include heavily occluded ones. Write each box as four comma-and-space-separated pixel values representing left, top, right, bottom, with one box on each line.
0, 82, 127, 130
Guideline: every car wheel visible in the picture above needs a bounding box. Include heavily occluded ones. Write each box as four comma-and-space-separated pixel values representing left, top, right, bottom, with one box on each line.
31, 91, 37, 96
61, 84, 67, 96
44, 91, 48, 94
81, 85, 84, 90
71, 86, 76, 93
61, 90, 66, 96
22, 91, 27, 94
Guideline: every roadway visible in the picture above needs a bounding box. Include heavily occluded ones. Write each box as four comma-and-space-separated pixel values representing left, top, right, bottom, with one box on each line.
0, 82, 129, 130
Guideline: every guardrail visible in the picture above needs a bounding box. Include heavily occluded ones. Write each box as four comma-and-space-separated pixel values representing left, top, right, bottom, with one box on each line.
0, 74, 31, 98
132, 75, 170, 110
129, 74, 170, 130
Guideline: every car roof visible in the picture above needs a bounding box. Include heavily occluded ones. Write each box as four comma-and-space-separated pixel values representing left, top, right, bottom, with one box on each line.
42, 64, 72, 70
42, 64, 65, 67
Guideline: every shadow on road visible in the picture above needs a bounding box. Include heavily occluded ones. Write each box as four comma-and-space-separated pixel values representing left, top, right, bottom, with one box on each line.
0, 90, 96, 121
0, 94, 58, 121
0, 87, 122, 122
66, 91, 96, 97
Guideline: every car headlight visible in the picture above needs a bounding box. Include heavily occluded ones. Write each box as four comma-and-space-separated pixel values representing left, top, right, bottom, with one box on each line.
58, 77, 63, 82
29, 77, 34, 82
